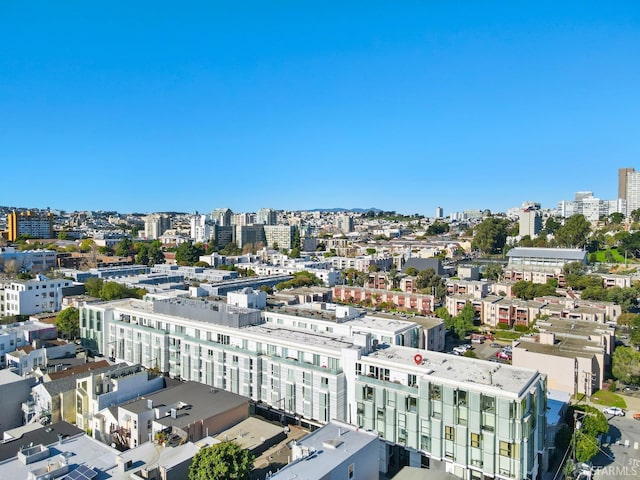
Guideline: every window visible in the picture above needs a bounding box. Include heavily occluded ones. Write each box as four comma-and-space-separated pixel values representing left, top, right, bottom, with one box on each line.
445, 426, 455, 441
363, 386, 374, 401
481, 395, 495, 412
406, 396, 417, 413
348, 463, 354, 479
499, 441, 514, 458
455, 390, 467, 406
321, 377, 329, 388
377, 407, 385, 420
429, 384, 441, 400
471, 432, 481, 448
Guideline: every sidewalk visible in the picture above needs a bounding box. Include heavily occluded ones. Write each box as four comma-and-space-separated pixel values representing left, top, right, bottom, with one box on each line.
618, 392, 640, 416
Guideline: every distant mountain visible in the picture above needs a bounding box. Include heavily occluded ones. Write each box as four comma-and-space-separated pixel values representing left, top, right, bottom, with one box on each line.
305, 207, 382, 213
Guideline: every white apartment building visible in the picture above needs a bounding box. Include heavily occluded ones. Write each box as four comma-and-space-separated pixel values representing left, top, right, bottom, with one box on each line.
0, 320, 57, 366
79, 296, 547, 480
144, 214, 171, 240
263, 225, 296, 250
0, 276, 73, 317
189, 213, 211, 243
75, 363, 164, 431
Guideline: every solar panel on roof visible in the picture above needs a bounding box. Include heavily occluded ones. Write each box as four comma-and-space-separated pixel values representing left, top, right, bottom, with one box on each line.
64, 465, 97, 480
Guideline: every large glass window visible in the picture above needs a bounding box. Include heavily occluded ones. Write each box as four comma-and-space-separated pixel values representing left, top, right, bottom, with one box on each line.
471, 432, 481, 448
445, 426, 455, 441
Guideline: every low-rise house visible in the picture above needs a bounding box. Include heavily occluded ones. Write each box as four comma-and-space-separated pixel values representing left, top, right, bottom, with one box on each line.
94, 381, 249, 449
269, 420, 381, 479
0, 320, 57, 366
76, 363, 165, 431
6, 339, 75, 376
26, 360, 115, 425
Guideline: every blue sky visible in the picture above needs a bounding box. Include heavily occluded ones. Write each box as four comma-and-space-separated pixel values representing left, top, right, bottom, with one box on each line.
1, 1, 639, 216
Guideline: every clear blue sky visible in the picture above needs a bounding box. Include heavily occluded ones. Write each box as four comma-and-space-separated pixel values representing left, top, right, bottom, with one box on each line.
1, 1, 639, 216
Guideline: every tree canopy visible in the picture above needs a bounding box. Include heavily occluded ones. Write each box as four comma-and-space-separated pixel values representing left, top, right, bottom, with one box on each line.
175, 242, 206, 265
84, 278, 146, 301
554, 214, 591, 248
612, 346, 640, 385
471, 218, 510, 255
188, 441, 254, 480
275, 271, 322, 291
55, 307, 79, 339
511, 280, 559, 300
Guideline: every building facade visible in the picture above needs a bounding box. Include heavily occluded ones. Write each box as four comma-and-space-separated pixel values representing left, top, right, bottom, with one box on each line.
7, 210, 54, 241
78, 296, 546, 479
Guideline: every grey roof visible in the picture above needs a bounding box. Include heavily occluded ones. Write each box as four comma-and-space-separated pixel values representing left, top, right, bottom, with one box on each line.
0, 421, 83, 462
506, 247, 587, 261
401, 257, 444, 275
122, 381, 248, 429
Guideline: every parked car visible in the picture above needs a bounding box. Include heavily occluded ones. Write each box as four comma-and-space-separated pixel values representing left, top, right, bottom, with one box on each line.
496, 351, 512, 360
603, 407, 625, 416
490, 343, 501, 348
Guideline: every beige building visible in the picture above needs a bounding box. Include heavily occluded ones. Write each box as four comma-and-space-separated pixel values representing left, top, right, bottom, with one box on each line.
512, 319, 614, 396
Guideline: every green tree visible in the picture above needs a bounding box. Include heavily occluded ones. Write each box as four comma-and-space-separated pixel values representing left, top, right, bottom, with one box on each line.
55, 307, 79, 339
135, 244, 149, 266
148, 240, 165, 265
115, 238, 134, 257
426, 222, 449, 236
631, 208, 640, 223
84, 277, 104, 297
554, 214, 591, 248
79, 239, 95, 253
415, 268, 447, 301
609, 212, 625, 225
606, 286, 639, 312
175, 242, 206, 265
575, 434, 599, 463
482, 263, 504, 281
471, 218, 510, 255
611, 346, 640, 385
188, 441, 254, 480
454, 303, 476, 338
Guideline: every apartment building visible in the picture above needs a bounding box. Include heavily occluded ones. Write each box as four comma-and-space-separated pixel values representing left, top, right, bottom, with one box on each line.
446, 293, 620, 328
512, 318, 614, 396
354, 347, 547, 480
75, 363, 165, 431
503, 247, 587, 287
333, 285, 435, 315
6, 210, 54, 241
0, 247, 57, 273
78, 296, 546, 480
263, 224, 296, 250
0, 320, 57, 366
0, 276, 73, 316
95, 381, 249, 449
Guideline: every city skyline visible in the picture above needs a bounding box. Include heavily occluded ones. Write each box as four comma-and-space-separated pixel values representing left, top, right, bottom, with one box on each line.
1, 2, 639, 215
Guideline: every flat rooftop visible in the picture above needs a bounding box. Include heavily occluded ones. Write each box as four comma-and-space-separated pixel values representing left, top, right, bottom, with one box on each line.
214, 416, 284, 451
248, 323, 357, 353
118, 436, 218, 476
122, 381, 248, 431
536, 318, 614, 337
514, 337, 603, 359
269, 421, 379, 480
364, 346, 540, 397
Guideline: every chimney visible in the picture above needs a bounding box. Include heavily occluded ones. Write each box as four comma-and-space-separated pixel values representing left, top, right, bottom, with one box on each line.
147, 399, 153, 409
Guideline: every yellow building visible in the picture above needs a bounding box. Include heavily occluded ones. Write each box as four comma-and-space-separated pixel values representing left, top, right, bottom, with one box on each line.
7, 210, 54, 241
